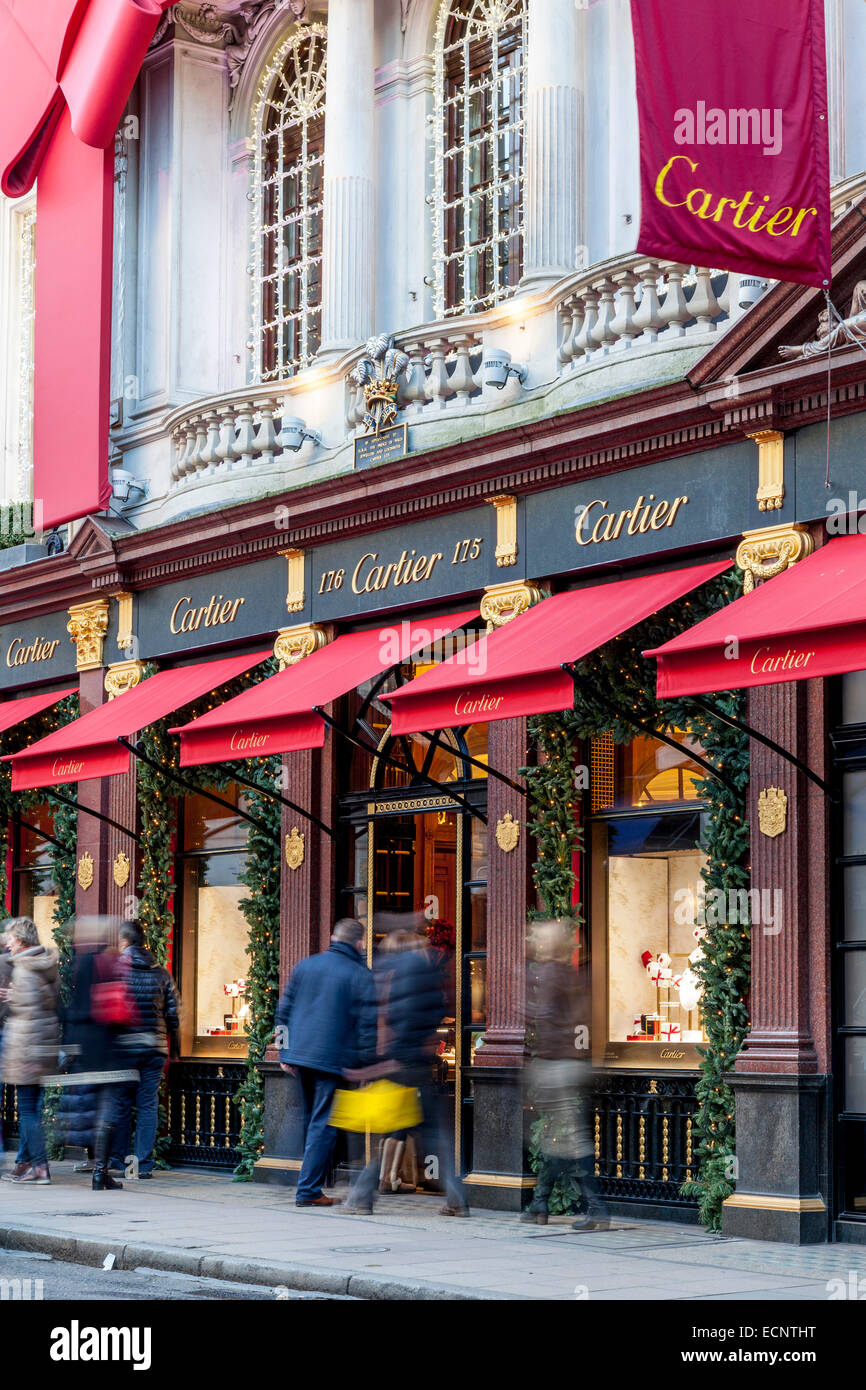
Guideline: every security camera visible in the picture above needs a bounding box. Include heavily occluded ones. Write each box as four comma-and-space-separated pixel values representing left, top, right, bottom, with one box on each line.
737, 276, 766, 310
281, 416, 322, 453
482, 347, 528, 391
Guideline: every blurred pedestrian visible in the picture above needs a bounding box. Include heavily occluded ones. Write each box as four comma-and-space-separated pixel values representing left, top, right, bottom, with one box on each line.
55, 919, 139, 1192
275, 918, 377, 1208
109, 921, 181, 1180
343, 914, 469, 1218
521, 920, 609, 1231
0, 932, 12, 1168
0, 917, 60, 1184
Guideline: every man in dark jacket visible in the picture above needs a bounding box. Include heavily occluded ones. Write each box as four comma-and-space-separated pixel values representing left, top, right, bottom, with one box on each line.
274, 918, 376, 1208
110, 921, 181, 1179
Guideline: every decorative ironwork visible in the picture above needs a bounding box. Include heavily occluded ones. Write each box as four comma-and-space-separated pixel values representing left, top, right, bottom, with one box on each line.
167, 1062, 246, 1169
432, 0, 527, 318
250, 25, 327, 381
349, 335, 410, 435
591, 1072, 699, 1208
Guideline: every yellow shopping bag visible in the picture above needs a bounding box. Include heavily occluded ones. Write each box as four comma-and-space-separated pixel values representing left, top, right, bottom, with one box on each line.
329, 1079, 422, 1134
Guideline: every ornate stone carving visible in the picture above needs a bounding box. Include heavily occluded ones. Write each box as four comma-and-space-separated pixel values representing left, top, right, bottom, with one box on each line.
757, 787, 788, 839
274, 623, 328, 671
105, 660, 147, 700
736, 524, 814, 594
747, 429, 785, 512
779, 281, 866, 360
349, 335, 410, 435
285, 827, 306, 870
113, 851, 131, 888
78, 852, 95, 892
67, 599, 110, 672
480, 579, 545, 631
495, 812, 520, 852
490, 494, 518, 567
281, 548, 306, 614
111, 590, 136, 653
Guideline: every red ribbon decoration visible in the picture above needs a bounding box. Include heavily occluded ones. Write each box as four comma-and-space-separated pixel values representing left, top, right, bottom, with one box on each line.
0, 0, 173, 528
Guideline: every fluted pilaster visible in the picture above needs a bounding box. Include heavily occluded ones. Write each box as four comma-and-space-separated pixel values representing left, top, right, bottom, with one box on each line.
321, 176, 375, 350
481, 717, 532, 1065
522, 0, 580, 287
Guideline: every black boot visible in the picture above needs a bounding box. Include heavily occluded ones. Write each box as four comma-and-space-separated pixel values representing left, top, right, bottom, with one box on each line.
92, 1167, 123, 1191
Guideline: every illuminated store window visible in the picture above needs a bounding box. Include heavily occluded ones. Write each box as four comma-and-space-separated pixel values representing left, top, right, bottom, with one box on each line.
178, 787, 251, 1058
252, 24, 327, 381
13, 805, 57, 947
589, 733, 709, 1066
433, 0, 527, 318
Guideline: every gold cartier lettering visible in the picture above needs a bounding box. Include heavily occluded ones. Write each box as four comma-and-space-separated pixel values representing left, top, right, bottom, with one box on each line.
5, 636, 60, 667
350, 549, 445, 596
169, 595, 246, 635
52, 758, 85, 779
575, 495, 689, 547
749, 646, 816, 676
454, 691, 506, 718
229, 730, 270, 752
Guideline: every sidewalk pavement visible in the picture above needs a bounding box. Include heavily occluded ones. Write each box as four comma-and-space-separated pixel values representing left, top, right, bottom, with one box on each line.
1, 1161, 865, 1301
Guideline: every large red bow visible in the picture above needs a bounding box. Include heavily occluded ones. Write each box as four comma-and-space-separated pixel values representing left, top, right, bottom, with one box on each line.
0, 0, 172, 529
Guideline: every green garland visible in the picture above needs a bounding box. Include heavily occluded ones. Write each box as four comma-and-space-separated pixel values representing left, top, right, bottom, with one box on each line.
133, 662, 281, 1177
522, 571, 751, 1229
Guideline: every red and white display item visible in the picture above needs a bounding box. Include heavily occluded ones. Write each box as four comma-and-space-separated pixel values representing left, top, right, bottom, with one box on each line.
660, 1023, 682, 1041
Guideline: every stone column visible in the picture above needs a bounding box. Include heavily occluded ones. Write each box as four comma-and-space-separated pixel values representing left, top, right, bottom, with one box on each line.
481, 717, 531, 1065
318, 0, 375, 354
521, 0, 581, 288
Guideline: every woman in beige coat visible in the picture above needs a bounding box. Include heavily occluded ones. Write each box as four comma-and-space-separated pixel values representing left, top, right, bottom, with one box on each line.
0, 917, 60, 1184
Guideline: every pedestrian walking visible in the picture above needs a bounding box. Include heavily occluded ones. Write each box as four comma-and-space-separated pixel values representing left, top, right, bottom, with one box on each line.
109, 921, 181, 1179
521, 919, 609, 1231
54, 918, 139, 1192
343, 915, 470, 1218
0, 917, 60, 1185
274, 918, 377, 1208
0, 935, 13, 1168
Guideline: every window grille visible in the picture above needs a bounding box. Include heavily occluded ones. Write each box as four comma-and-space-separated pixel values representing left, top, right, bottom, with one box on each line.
250, 24, 326, 381
432, 0, 527, 320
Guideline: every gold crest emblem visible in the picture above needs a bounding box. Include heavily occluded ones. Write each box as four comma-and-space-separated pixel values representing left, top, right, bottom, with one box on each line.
495, 812, 520, 853
77, 851, 95, 891
113, 851, 130, 888
758, 786, 788, 838
285, 827, 306, 870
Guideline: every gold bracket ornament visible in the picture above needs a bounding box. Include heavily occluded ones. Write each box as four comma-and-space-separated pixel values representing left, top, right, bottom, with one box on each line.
113, 851, 131, 888
747, 429, 785, 512
273, 623, 328, 671
281, 549, 306, 615
110, 590, 136, 653
67, 598, 110, 671
480, 579, 545, 632
758, 786, 788, 838
78, 852, 95, 891
104, 660, 146, 700
490, 494, 518, 567
285, 827, 306, 870
736, 523, 814, 594
495, 812, 520, 852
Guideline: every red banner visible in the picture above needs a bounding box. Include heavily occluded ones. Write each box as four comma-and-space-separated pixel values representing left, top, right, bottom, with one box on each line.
630, 0, 831, 288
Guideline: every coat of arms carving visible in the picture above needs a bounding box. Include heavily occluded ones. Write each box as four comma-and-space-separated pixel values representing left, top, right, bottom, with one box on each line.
349, 334, 410, 435
285, 827, 306, 870
757, 786, 787, 838
495, 812, 520, 853
113, 851, 131, 888
78, 851, 95, 891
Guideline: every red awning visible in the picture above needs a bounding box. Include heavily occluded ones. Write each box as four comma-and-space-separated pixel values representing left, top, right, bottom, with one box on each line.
646, 535, 866, 699
173, 610, 478, 768
0, 687, 78, 736
4, 651, 269, 791
386, 559, 731, 735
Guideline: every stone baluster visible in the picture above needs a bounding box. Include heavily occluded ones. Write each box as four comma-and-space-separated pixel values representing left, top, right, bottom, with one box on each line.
198, 410, 220, 472
688, 267, 722, 331
254, 399, 279, 468
424, 339, 452, 408
449, 336, 477, 404
234, 401, 256, 469
565, 293, 586, 364
658, 264, 690, 337
180, 420, 198, 478
590, 279, 618, 352
171, 429, 186, 482
573, 287, 599, 359
715, 271, 734, 321
190, 417, 209, 472
402, 350, 429, 414
607, 271, 639, 348
215, 405, 237, 470
557, 300, 575, 367
632, 261, 665, 342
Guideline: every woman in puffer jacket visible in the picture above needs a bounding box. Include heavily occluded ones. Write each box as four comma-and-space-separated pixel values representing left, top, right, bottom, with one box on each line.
0, 917, 60, 1184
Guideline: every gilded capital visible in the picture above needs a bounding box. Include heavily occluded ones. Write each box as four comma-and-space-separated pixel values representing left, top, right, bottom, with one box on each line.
104, 660, 146, 700
67, 599, 110, 672
736, 523, 814, 594
480, 579, 545, 632
274, 623, 328, 671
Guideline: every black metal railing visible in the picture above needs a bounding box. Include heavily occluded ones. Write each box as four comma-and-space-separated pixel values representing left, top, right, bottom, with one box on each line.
592, 1072, 699, 1207
165, 1062, 246, 1169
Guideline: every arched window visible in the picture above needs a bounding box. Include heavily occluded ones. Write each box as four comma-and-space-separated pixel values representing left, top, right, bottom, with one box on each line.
251, 25, 327, 381
433, 0, 527, 319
